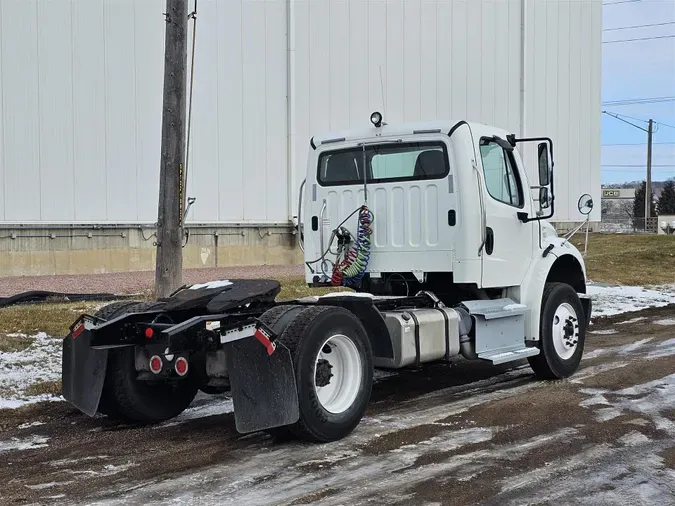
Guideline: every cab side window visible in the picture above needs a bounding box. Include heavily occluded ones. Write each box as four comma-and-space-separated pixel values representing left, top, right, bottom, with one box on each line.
479, 141, 523, 208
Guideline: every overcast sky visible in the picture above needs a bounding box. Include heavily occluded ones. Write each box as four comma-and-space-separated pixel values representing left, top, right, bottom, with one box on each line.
601, 0, 675, 184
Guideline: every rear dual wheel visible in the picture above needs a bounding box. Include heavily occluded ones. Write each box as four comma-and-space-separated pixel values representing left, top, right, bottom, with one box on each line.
262, 305, 374, 443
95, 301, 198, 423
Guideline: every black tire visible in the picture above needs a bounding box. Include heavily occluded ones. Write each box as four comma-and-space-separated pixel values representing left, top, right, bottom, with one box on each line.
528, 282, 586, 380
100, 301, 198, 423
274, 305, 373, 443
93, 301, 143, 417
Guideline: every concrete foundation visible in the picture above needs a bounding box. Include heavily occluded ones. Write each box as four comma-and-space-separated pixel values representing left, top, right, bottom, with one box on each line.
1, 221, 599, 278
0, 225, 302, 277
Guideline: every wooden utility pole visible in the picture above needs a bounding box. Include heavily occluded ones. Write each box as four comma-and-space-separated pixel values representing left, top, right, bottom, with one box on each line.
155, 0, 188, 298
645, 119, 653, 223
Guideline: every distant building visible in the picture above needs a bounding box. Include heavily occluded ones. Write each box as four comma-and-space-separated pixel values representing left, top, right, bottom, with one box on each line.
601, 188, 636, 200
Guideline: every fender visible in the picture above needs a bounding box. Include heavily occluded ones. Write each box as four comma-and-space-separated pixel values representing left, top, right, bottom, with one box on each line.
507, 237, 588, 342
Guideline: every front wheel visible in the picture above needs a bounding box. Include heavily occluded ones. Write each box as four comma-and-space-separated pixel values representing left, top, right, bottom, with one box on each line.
528, 282, 586, 380
274, 305, 373, 443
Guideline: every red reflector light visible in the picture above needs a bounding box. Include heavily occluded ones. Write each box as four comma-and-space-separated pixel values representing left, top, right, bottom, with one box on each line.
145, 327, 154, 339
175, 357, 188, 377
149, 355, 163, 374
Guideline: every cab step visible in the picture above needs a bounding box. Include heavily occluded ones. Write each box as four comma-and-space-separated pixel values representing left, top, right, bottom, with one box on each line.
460, 298, 536, 365
479, 347, 540, 365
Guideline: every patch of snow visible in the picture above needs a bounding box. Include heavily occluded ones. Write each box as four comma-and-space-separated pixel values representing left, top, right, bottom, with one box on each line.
50, 456, 110, 467
157, 395, 234, 428
580, 374, 675, 436
587, 284, 675, 318
0, 435, 49, 453
653, 318, 675, 326
17, 421, 45, 429
646, 338, 675, 359
589, 329, 618, 335
25, 481, 72, 491
0, 332, 63, 407
617, 316, 648, 325
618, 431, 651, 446
188, 280, 233, 290
100, 462, 138, 476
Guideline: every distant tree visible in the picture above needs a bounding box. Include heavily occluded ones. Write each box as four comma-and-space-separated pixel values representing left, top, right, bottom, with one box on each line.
633, 181, 656, 218
657, 179, 675, 215
633, 181, 656, 230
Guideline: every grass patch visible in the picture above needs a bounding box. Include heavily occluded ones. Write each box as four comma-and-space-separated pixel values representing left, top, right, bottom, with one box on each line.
276, 277, 349, 301
24, 380, 62, 396
0, 334, 33, 352
0, 280, 345, 336
570, 233, 675, 286
0, 301, 110, 336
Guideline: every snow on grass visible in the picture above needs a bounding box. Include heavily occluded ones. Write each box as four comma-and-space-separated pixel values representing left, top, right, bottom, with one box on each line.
0, 332, 63, 408
587, 284, 675, 318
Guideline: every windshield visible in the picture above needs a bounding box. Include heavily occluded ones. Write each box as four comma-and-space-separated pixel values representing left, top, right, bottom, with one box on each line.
317, 141, 449, 186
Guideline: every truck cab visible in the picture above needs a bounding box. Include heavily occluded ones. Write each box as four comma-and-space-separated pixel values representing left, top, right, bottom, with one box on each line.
299, 114, 592, 366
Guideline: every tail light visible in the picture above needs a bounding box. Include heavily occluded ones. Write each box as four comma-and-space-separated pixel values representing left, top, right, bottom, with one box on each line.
175, 356, 189, 377
149, 355, 163, 374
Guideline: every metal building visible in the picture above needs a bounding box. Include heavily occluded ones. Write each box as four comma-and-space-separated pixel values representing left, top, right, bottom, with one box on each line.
0, 0, 602, 276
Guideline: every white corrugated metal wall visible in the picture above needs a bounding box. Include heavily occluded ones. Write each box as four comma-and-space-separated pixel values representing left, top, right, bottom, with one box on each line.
0, 0, 601, 226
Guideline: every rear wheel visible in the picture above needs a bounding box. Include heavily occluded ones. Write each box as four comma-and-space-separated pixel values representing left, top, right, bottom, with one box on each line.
529, 282, 586, 379
98, 301, 198, 423
272, 305, 373, 442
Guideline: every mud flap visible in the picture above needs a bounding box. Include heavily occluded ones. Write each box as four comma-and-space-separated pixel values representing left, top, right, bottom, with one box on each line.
61, 329, 108, 417
225, 337, 299, 434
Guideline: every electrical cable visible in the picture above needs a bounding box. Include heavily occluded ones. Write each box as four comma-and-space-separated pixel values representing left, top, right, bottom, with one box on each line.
330, 206, 373, 287
603, 34, 675, 44
604, 21, 675, 31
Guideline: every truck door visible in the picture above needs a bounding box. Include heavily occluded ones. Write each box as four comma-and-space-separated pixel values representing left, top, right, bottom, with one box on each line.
307, 137, 456, 280
477, 137, 534, 288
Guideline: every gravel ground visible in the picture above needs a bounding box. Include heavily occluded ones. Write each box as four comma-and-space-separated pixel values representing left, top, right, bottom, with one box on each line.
0, 265, 304, 297
2, 306, 675, 505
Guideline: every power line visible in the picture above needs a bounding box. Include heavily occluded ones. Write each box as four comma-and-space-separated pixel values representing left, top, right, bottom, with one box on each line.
602, 96, 675, 107
655, 121, 675, 130
602, 111, 649, 132
607, 112, 650, 123
603, 142, 675, 146
603, 34, 675, 44
603, 0, 641, 5
604, 21, 675, 31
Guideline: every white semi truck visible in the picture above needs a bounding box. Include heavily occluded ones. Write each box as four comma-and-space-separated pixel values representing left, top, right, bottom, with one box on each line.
62, 113, 593, 443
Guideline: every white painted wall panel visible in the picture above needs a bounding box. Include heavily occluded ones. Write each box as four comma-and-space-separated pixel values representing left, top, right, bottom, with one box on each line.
216, 0, 244, 223
2, 0, 41, 222
134, 0, 164, 224
0, 0, 601, 226
38, 0, 75, 222
72, 0, 107, 222
0, 1, 5, 222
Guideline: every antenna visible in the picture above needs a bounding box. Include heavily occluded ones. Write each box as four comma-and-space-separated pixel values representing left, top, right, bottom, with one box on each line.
379, 65, 386, 118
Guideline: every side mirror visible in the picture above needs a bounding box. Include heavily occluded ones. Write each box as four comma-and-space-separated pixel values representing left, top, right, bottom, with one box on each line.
578, 194, 594, 215
538, 143, 550, 186
539, 187, 550, 209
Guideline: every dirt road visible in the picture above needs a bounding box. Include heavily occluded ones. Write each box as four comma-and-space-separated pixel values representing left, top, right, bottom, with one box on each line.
2, 306, 675, 506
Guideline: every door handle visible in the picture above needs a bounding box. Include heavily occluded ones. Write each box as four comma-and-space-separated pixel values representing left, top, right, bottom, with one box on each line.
485, 227, 494, 255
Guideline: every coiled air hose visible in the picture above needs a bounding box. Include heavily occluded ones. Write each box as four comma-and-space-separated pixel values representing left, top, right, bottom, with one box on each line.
331, 205, 373, 287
